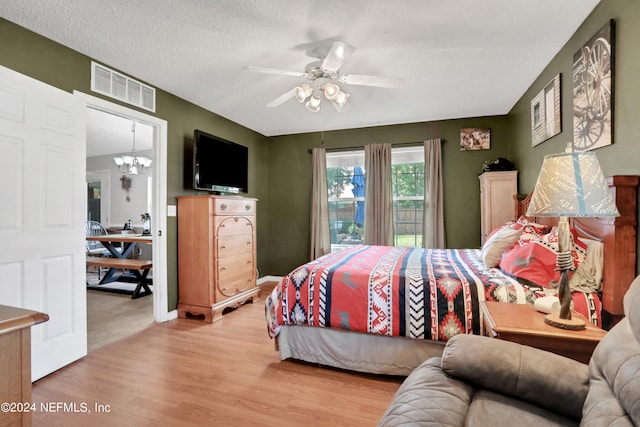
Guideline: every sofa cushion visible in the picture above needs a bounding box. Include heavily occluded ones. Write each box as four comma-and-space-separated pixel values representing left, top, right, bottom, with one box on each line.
467, 389, 577, 427
377, 357, 473, 426
441, 334, 589, 420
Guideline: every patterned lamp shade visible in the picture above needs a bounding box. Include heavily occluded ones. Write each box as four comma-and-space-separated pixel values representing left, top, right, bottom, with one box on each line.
526, 151, 619, 217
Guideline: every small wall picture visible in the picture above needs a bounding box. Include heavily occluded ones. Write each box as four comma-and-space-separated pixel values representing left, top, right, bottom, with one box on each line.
460, 128, 490, 150
531, 74, 561, 146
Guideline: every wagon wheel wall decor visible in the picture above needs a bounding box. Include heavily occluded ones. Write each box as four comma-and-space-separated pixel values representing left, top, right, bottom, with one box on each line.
572, 20, 614, 151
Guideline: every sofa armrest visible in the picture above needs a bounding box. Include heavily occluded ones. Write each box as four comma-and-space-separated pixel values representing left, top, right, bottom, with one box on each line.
441, 334, 589, 420
377, 357, 474, 426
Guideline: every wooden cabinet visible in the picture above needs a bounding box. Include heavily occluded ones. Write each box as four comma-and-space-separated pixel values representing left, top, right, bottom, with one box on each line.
0, 305, 48, 427
177, 195, 259, 322
479, 171, 518, 244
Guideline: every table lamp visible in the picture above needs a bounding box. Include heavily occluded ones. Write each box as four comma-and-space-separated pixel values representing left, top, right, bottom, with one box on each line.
526, 147, 619, 330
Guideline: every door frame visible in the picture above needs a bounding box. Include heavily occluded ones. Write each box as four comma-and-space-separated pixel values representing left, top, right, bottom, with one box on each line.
76, 91, 170, 322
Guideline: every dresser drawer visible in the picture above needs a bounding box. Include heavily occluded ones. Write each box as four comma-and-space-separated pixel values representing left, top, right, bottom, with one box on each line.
216, 276, 255, 298
217, 235, 253, 257
214, 216, 254, 236
213, 198, 255, 215
217, 252, 254, 281
216, 254, 255, 297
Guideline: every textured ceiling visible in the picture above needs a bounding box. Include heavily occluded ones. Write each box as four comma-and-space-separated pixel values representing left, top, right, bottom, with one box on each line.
1, 0, 600, 138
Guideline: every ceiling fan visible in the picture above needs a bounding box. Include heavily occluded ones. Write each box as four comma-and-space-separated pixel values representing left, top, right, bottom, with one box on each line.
245, 41, 404, 112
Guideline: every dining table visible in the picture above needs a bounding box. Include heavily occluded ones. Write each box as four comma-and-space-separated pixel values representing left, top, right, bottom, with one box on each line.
85, 233, 152, 284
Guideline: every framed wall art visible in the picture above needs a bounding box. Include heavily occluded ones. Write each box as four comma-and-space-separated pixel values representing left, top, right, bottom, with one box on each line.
460, 128, 490, 151
531, 74, 561, 146
572, 19, 614, 151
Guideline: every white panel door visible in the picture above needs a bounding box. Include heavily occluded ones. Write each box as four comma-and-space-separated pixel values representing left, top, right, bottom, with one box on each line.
0, 65, 87, 380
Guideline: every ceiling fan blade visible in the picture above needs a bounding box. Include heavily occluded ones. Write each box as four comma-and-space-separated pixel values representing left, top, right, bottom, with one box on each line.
320, 41, 355, 74
244, 65, 305, 78
339, 73, 405, 88
266, 88, 296, 107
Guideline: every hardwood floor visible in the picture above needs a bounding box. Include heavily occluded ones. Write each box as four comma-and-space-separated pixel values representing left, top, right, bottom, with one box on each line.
32, 293, 403, 427
86, 271, 154, 351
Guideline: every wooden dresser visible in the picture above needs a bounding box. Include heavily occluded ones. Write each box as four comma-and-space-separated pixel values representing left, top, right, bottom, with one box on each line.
0, 305, 48, 427
177, 195, 259, 322
479, 171, 518, 244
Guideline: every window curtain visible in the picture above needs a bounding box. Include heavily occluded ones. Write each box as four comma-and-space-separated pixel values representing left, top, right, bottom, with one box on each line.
423, 138, 445, 248
310, 147, 331, 260
364, 143, 394, 246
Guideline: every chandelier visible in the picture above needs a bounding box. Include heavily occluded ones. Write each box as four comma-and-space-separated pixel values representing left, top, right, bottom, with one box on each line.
294, 81, 350, 112
113, 121, 152, 175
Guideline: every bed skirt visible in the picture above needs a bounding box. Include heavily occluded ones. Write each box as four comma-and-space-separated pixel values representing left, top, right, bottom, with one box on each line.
276, 325, 445, 376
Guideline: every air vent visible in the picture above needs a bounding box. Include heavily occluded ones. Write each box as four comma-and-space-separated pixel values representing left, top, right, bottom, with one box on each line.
91, 62, 156, 112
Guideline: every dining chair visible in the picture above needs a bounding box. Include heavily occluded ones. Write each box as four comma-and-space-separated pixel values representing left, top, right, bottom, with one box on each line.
85, 220, 114, 280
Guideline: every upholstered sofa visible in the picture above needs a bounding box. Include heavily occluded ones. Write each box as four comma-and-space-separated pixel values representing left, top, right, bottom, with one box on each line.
378, 276, 640, 426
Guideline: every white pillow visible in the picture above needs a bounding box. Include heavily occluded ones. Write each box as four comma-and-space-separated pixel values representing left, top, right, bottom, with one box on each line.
481, 226, 523, 268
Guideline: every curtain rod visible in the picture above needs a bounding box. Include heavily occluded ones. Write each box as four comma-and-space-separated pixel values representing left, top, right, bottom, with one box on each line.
307, 141, 425, 154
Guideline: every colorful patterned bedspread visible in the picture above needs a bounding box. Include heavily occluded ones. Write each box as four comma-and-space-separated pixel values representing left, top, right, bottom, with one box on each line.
265, 245, 601, 342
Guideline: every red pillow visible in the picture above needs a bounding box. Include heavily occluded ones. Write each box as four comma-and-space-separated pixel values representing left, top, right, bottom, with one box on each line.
499, 228, 587, 288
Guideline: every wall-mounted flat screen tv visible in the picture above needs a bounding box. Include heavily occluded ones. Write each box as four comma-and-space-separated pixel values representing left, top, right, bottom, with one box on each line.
193, 129, 248, 194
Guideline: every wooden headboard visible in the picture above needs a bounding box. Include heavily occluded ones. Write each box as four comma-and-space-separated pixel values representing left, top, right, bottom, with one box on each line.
517, 175, 639, 323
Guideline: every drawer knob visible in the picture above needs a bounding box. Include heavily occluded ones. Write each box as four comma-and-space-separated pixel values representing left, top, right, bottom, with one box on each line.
245, 204, 251, 210
221, 203, 227, 210
220, 267, 226, 271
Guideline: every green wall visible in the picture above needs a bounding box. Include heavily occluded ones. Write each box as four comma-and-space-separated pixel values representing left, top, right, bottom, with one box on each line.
266, 117, 512, 275
0, 18, 269, 310
508, 0, 640, 263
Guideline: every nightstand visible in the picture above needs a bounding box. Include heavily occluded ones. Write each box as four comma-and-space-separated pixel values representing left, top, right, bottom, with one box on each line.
480, 301, 606, 364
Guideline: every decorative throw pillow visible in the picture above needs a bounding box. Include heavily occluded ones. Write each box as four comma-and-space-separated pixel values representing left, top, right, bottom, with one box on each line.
541, 227, 588, 268
499, 228, 587, 288
481, 226, 523, 267
510, 216, 551, 244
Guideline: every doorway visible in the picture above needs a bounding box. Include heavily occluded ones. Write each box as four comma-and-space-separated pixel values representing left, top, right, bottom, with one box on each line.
76, 91, 170, 346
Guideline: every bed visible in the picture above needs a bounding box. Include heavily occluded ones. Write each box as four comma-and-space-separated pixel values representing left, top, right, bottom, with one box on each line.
265, 175, 638, 375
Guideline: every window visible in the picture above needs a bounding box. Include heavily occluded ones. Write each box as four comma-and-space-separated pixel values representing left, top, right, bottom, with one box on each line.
392, 147, 424, 247
326, 150, 365, 251
326, 146, 425, 251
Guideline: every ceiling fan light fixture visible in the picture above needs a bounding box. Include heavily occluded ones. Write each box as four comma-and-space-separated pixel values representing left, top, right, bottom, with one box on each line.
323, 82, 341, 100
294, 84, 312, 103
306, 94, 322, 112
334, 90, 350, 107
